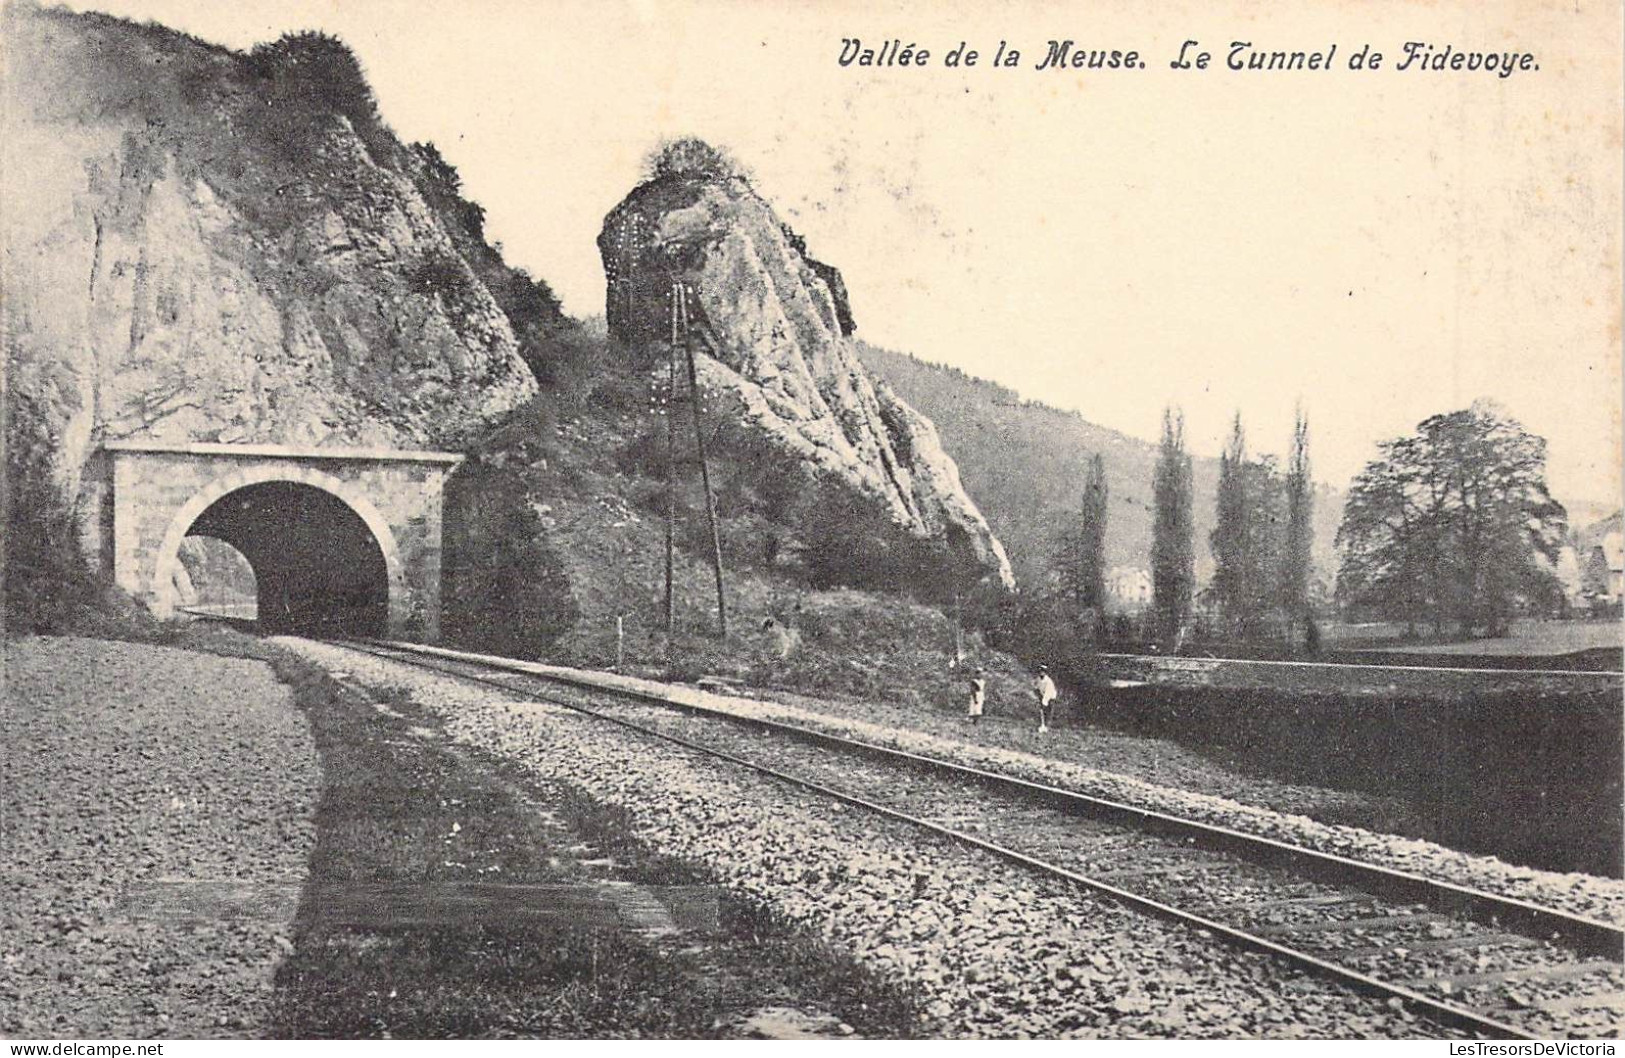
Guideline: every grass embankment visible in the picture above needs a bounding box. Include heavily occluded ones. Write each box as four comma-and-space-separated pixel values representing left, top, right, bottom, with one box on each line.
1087, 678, 1622, 879
180, 629, 923, 1038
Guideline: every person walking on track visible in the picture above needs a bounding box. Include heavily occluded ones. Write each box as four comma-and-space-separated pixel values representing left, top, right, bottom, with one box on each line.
967, 666, 987, 725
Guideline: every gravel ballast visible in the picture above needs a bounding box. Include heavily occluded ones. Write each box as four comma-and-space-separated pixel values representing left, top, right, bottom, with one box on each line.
287, 639, 1451, 1038
2, 637, 319, 1037
694, 694, 1625, 927
379, 642, 1625, 928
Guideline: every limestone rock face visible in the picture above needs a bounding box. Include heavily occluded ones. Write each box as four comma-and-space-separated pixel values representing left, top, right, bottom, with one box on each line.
3, 7, 536, 568
600, 171, 1014, 591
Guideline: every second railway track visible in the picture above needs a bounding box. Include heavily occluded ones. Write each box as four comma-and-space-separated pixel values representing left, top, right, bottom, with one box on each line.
319, 636, 1625, 1040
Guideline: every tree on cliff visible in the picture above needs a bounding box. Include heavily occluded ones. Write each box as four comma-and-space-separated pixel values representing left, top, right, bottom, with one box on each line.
1336, 400, 1566, 637
643, 137, 749, 183
1151, 406, 1195, 645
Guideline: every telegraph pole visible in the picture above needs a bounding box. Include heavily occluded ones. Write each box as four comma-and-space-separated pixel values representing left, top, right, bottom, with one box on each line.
663, 284, 678, 637
678, 283, 728, 638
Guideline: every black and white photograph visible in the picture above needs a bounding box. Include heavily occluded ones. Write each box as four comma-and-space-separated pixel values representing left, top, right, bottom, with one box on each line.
2, 0, 1622, 1044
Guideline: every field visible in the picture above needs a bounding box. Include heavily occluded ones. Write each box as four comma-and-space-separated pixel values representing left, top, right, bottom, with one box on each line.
1322, 618, 1622, 658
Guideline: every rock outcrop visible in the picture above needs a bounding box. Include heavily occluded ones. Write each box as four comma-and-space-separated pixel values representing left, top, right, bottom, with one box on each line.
3, 7, 537, 569
599, 162, 1014, 592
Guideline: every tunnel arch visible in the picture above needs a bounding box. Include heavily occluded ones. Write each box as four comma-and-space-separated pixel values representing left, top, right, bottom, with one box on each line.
150, 464, 407, 633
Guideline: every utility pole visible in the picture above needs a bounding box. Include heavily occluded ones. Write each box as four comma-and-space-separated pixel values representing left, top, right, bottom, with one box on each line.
658, 277, 729, 641
663, 284, 678, 638
677, 283, 729, 638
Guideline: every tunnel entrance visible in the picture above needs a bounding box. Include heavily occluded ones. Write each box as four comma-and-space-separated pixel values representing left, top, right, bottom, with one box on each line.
110, 440, 462, 638
186, 481, 389, 636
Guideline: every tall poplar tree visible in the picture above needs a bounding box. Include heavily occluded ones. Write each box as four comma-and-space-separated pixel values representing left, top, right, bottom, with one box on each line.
1052, 454, 1109, 635
1151, 406, 1195, 645
1281, 407, 1315, 648
1078, 453, 1109, 616
1209, 414, 1253, 637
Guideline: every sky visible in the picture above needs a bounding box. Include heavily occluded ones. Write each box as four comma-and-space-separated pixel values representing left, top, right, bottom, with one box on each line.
58, 0, 1625, 511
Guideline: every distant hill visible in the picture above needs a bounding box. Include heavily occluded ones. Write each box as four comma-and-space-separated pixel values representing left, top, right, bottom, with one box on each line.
1572, 508, 1621, 550
861, 343, 1344, 593
1572, 510, 1622, 568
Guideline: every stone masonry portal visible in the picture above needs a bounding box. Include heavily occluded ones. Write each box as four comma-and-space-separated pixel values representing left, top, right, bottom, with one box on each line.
105, 441, 462, 638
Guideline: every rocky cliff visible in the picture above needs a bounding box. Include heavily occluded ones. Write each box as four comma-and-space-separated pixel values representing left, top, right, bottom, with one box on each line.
598, 152, 1014, 592
2, 6, 538, 573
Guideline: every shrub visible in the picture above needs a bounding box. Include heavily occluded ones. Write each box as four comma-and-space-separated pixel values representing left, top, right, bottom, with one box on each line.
410, 141, 488, 242
789, 481, 963, 602
246, 31, 377, 127
244, 31, 389, 162
641, 136, 749, 184
520, 323, 613, 408
3, 395, 99, 635
408, 250, 469, 296
441, 458, 579, 658
485, 263, 563, 333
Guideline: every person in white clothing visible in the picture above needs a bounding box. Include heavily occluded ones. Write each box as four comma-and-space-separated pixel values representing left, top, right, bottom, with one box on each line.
1034, 665, 1058, 732
967, 667, 987, 725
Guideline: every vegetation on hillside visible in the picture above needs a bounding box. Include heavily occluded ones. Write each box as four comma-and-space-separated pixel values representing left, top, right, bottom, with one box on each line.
438, 363, 1032, 711
3, 382, 98, 634
404, 140, 581, 389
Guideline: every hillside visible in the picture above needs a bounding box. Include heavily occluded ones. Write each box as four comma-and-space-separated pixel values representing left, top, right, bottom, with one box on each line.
861, 344, 1344, 593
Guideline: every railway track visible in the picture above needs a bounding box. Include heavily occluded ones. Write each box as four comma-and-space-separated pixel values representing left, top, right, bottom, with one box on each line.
320, 637, 1625, 1040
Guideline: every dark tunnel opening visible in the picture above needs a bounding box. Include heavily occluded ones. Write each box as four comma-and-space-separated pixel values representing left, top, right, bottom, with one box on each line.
185, 481, 389, 636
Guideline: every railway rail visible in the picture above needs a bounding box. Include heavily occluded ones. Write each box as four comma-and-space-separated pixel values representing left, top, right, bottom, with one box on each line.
318, 636, 1625, 1040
